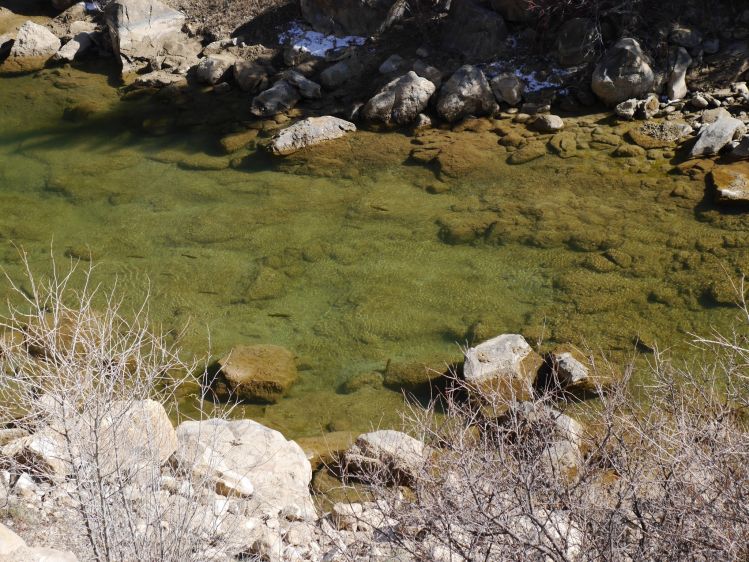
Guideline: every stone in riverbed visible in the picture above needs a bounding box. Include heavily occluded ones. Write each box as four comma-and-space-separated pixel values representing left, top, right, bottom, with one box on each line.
463, 333, 543, 402
666, 46, 691, 101
529, 114, 564, 133
250, 80, 300, 117
7, 21, 60, 62
626, 121, 692, 149
436, 65, 497, 123
218, 344, 298, 402
690, 115, 746, 157
710, 162, 749, 203
278, 70, 322, 99
233, 60, 269, 93
548, 132, 577, 158
362, 71, 436, 126
269, 116, 356, 156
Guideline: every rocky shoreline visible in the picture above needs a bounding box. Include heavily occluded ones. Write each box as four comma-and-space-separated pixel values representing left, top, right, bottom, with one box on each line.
1, 332, 603, 561
1, 0, 749, 180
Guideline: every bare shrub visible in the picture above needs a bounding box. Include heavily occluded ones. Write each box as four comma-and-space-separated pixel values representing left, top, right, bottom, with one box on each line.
340, 326, 749, 560
0, 254, 245, 561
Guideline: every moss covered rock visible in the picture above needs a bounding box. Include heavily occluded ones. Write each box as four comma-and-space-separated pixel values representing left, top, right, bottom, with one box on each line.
218, 344, 298, 403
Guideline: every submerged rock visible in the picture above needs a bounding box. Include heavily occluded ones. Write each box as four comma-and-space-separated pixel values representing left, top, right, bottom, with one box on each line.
362, 71, 436, 125
710, 162, 749, 203
175, 418, 315, 518
250, 80, 300, 117
7, 21, 60, 61
463, 334, 542, 402
436, 65, 497, 122
218, 344, 298, 402
592, 38, 656, 106
269, 116, 356, 156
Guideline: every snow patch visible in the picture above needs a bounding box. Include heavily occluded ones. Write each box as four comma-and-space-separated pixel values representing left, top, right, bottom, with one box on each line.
279, 22, 366, 58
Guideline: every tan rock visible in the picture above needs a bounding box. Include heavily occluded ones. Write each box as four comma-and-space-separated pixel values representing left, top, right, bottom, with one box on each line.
0, 522, 26, 556
710, 162, 749, 203
218, 344, 297, 403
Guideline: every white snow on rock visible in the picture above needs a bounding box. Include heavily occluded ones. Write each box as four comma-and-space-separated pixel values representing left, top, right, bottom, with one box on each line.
278, 21, 365, 58
484, 61, 573, 93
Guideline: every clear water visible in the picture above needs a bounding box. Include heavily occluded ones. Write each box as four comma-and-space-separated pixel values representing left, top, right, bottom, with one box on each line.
1, 62, 747, 439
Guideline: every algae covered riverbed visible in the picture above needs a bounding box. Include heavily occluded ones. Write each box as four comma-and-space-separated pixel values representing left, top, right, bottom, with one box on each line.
1, 63, 748, 439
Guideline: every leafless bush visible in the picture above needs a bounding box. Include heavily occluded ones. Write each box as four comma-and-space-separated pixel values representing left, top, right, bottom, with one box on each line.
0, 253, 244, 561
343, 315, 749, 560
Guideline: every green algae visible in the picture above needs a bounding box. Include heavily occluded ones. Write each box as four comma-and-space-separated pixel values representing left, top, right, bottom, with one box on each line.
1, 67, 749, 439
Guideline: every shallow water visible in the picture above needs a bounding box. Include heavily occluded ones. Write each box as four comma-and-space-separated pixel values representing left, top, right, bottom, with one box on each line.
1, 63, 748, 439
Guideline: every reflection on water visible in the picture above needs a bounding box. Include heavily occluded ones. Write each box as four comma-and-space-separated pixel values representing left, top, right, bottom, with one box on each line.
1, 63, 747, 438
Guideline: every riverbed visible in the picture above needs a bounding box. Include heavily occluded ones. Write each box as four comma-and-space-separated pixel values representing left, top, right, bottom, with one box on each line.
1, 61, 747, 439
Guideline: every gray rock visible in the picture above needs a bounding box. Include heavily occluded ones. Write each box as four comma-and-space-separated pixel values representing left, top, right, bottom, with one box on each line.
530, 114, 564, 133
250, 80, 300, 117
666, 46, 691, 100
320, 56, 363, 90
443, 0, 507, 61
269, 116, 356, 156
362, 71, 436, 125
279, 70, 322, 99
551, 351, 591, 390
195, 54, 236, 85
691, 115, 746, 157
412, 60, 442, 88
233, 60, 269, 93
343, 430, 428, 485
556, 18, 597, 67
8, 21, 61, 60
105, 0, 187, 75
591, 38, 656, 106
53, 32, 93, 62
690, 94, 709, 109
300, 0, 404, 35
490, 73, 523, 106
378, 54, 406, 74
436, 65, 497, 122
463, 333, 542, 401
703, 38, 720, 55
615, 98, 638, 120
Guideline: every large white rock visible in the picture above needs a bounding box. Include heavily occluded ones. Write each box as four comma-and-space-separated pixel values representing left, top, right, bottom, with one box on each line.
691, 116, 746, 157
8, 21, 61, 60
436, 65, 497, 122
268, 116, 356, 156
362, 71, 436, 125
105, 0, 186, 74
666, 46, 691, 101
175, 419, 316, 519
463, 334, 542, 401
343, 429, 428, 485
